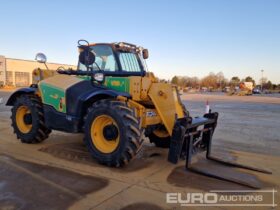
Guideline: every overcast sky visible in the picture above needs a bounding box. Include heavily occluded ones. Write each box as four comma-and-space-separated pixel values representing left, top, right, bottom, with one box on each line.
0, 0, 279, 83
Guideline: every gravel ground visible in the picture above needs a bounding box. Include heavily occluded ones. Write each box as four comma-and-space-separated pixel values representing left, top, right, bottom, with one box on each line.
181, 93, 280, 156
0, 90, 279, 210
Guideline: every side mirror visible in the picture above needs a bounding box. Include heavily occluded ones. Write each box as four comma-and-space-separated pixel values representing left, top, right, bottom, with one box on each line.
79, 48, 96, 67
35, 53, 47, 63
142, 49, 149, 59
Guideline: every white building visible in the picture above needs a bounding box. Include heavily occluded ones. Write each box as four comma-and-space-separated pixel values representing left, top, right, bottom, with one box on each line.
0, 55, 75, 87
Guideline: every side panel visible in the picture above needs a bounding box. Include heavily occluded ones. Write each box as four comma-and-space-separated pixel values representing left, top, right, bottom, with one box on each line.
38, 75, 83, 113
43, 104, 80, 133
39, 83, 66, 113
129, 76, 142, 101
104, 77, 130, 92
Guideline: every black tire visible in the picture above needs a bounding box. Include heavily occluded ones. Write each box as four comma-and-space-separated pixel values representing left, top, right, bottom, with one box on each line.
83, 99, 143, 167
148, 104, 187, 148
11, 94, 51, 143
148, 132, 171, 148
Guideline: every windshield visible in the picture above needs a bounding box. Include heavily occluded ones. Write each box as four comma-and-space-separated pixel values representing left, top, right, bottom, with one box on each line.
78, 44, 143, 73
79, 45, 117, 71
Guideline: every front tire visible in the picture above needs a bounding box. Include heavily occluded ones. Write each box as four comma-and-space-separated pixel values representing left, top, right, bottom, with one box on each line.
11, 94, 51, 143
148, 128, 171, 148
83, 99, 143, 167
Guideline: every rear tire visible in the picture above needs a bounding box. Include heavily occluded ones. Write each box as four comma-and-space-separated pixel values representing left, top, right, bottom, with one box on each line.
83, 99, 143, 167
11, 94, 51, 143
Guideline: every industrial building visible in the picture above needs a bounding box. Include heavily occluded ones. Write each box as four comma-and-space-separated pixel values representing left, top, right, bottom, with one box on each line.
0, 55, 76, 87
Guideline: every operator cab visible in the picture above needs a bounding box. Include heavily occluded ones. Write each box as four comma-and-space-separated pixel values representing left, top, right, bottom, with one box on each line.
78, 41, 149, 77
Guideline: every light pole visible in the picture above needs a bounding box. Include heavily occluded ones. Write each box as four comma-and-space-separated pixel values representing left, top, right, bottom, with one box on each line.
261, 69, 264, 92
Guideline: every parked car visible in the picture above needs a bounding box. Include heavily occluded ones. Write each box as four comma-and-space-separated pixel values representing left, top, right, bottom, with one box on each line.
223, 86, 231, 93
252, 88, 261, 94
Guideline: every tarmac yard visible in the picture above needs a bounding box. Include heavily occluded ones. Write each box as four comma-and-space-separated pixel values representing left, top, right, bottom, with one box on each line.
0, 90, 279, 210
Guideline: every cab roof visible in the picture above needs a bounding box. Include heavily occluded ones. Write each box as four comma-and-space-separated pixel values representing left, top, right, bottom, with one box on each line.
88, 42, 144, 53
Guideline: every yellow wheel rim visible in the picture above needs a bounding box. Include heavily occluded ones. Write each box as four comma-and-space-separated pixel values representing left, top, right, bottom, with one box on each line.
153, 129, 170, 138
16, 106, 32, 133
91, 115, 120, 153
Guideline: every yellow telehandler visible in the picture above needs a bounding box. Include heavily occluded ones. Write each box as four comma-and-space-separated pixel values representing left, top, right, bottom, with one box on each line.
6, 40, 270, 188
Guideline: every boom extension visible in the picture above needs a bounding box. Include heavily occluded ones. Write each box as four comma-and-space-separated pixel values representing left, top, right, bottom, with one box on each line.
168, 112, 272, 189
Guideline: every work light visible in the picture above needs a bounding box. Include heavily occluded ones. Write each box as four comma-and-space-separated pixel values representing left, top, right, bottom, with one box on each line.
94, 72, 105, 83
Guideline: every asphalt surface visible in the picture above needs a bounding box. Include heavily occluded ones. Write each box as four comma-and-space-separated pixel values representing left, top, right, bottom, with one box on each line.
0, 90, 279, 210
181, 94, 280, 156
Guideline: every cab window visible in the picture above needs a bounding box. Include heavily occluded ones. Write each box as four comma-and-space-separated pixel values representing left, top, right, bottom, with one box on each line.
79, 45, 117, 71
119, 52, 141, 72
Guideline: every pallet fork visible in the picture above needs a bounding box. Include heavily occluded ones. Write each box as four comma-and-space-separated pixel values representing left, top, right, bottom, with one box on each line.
168, 112, 272, 189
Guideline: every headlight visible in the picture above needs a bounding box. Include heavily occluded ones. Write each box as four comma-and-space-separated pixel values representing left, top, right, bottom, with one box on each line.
94, 73, 105, 82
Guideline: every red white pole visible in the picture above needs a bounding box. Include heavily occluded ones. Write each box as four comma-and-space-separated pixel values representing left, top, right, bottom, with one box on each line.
205, 99, 210, 113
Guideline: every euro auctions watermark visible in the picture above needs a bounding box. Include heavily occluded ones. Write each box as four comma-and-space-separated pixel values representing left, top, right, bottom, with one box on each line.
166, 189, 277, 207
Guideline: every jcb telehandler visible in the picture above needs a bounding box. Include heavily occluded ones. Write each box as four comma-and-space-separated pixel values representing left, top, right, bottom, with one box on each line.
6, 40, 270, 187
